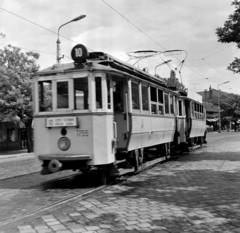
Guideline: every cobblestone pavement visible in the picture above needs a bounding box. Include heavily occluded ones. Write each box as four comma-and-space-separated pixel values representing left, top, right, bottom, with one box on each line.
1, 133, 240, 233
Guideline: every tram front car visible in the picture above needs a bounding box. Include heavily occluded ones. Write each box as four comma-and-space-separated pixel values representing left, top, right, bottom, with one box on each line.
33, 45, 117, 178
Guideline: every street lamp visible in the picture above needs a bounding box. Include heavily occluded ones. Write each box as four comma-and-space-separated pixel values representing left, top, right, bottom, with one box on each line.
154, 60, 172, 76
56, 15, 86, 65
217, 81, 230, 133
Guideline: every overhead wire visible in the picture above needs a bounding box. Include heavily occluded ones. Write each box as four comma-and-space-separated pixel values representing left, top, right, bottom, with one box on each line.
186, 44, 234, 62
0, 7, 95, 52
101, 0, 239, 94
0, 42, 73, 58
0, 4, 238, 93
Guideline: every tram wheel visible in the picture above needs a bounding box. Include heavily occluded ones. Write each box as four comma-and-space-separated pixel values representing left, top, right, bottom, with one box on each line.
98, 167, 108, 185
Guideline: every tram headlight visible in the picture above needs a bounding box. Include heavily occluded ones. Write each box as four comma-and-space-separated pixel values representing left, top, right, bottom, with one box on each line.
58, 137, 71, 151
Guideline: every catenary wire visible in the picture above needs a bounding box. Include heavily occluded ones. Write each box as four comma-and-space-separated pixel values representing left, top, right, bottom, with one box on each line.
0, 7, 95, 52
0, 5, 239, 94
101, 0, 239, 94
0, 42, 71, 59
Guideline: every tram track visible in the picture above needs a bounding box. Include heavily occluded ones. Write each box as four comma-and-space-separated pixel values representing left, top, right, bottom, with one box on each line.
1, 133, 238, 228
0, 153, 171, 228
0, 185, 106, 228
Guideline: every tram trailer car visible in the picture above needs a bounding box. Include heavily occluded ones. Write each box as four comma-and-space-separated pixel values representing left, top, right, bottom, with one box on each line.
33, 44, 207, 183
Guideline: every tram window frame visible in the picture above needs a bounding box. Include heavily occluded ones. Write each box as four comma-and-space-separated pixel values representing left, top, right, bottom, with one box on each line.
56, 80, 70, 110
142, 84, 149, 112
95, 76, 103, 109
131, 82, 140, 112
38, 80, 53, 112
170, 95, 174, 115
164, 93, 170, 115
158, 89, 164, 115
192, 102, 195, 117
73, 77, 89, 111
107, 78, 111, 110
178, 100, 182, 116
194, 103, 197, 118
150, 86, 157, 114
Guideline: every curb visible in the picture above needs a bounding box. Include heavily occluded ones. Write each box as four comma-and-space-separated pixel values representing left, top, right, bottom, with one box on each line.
0, 153, 34, 160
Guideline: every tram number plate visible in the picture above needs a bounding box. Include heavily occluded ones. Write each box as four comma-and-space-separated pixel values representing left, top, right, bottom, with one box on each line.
46, 117, 77, 127
76, 130, 88, 137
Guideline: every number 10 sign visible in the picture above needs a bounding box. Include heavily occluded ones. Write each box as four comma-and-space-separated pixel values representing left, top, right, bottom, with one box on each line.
71, 44, 89, 63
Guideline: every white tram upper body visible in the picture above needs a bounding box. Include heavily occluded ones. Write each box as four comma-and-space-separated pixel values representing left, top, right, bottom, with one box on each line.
33, 44, 206, 177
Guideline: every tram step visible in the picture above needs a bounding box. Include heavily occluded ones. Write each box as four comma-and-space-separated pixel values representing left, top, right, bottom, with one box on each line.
116, 159, 132, 169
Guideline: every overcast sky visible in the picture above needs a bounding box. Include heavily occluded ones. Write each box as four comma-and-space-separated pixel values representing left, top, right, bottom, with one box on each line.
1, 0, 240, 94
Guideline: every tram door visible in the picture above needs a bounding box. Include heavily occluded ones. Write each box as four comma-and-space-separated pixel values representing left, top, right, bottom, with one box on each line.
112, 79, 128, 151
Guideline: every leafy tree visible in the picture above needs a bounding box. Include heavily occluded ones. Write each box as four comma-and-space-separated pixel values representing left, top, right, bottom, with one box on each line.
0, 45, 40, 152
216, 0, 240, 73
220, 94, 240, 131
163, 70, 187, 92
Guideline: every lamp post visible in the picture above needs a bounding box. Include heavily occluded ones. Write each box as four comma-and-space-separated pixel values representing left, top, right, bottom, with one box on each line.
154, 60, 172, 76
217, 81, 230, 133
56, 15, 86, 65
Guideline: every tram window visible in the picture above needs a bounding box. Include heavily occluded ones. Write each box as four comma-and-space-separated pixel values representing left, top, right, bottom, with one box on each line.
95, 77, 102, 109
150, 87, 157, 102
131, 82, 140, 110
164, 93, 169, 114
107, 78, 111, 109
158, 105, 164, 115
74, 78, 88, 110
113, 81, 123, 112
150, 104, 156, 114
170, 95, 174, 114
178, 101, 182, 116
150, 87, 157, 114
57, 81, 69, 109
38, 80, 52, 112
158, 89, 163, 104
142, 85, 149, 111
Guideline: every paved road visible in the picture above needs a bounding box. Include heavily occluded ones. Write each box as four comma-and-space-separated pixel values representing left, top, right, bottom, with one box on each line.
1, 132, 240, 233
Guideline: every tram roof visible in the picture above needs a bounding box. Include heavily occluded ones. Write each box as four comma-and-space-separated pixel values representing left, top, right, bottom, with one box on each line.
34, 52, 166, 82
33, 51, 190, 97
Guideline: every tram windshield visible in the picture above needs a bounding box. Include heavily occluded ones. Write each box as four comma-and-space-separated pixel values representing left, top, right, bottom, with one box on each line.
39, 80, 52, 112
57, 81, 69, 109
74, 77, 88, 110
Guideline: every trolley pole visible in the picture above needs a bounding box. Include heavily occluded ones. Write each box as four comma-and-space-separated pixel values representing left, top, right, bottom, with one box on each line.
217, 81, 230, 133
154, 60, 172, 76
56, 15, 86, 65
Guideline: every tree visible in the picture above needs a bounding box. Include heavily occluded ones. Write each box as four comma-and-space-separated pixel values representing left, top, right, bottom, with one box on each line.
220, 94, 240, 131
216, 0, 240, 73
0, 45, 40, 152
163, 70, 187, 92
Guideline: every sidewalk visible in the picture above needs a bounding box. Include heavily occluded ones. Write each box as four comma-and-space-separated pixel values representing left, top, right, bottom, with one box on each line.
0, 149, 34, 160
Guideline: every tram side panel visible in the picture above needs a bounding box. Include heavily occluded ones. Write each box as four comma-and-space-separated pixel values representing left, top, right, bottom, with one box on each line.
127, 114, 175, 151
189, 119, 206, 138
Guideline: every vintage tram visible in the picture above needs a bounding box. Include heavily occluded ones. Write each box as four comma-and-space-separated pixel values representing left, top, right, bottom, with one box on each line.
32, 44, 206, 183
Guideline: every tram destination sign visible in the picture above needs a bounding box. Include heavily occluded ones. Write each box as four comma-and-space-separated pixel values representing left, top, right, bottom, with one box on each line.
46, 117, 77, 127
